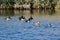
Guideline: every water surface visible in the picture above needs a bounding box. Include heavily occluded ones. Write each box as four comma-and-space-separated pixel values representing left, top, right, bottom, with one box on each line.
0, 9, 60, 40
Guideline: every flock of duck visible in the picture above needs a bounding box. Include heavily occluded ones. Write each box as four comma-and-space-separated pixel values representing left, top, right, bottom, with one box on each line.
4, 16, 41, 26
19, 16, 33, 22
5, 16, 53, 27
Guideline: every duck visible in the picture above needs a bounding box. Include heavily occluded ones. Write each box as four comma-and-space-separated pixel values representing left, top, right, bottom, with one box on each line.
25, 19, 30, 23
24, 16, 33, 23
19, 16, 25, 21
29, 16, 33, 20
5, 16, 11, 21
25, 16, 33, 23
33, 21, 40, 26
47, 23, 53, 27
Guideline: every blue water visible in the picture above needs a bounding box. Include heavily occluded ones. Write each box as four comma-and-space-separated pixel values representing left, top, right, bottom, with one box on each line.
0, 16, 60, 40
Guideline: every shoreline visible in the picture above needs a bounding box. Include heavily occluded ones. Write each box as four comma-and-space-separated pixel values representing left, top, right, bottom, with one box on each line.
0, 7, 60, 10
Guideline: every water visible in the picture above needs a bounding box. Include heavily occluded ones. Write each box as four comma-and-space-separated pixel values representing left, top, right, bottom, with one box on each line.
0, 9, 60, 40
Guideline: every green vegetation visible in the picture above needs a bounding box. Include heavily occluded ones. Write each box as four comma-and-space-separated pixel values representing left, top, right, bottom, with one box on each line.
0, 0, 58, 5
0, 0, 59, 9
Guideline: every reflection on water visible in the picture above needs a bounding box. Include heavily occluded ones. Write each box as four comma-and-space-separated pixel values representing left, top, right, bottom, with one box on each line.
0, 9, 59, 18
44, 9, 56, 15
0, 10, 14, 16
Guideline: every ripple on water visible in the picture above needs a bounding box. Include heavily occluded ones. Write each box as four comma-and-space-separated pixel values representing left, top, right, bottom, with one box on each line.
0, 17, 60, 40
